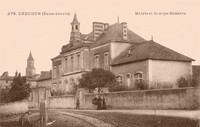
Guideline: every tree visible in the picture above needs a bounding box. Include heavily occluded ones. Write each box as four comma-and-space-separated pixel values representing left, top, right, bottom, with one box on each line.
79, 68, 116, 93
9, 73, 31, 102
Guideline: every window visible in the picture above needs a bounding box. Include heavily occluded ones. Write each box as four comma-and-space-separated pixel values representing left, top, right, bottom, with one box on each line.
53, 66, 57, 78
94, 54, 99, 68
134, 72, 143, 83
75, 25, 78, 30
71, 56, 74, 71
59, 65, 62, 77
65, 57, 68, 73
77, 53, 81, 70
104, 52, 109, 68
126, 73, 131, 87
116, 75, 123, 85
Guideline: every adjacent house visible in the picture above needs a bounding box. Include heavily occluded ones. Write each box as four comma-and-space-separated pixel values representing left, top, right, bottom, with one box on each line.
51, 13, 194, 93
193, 65, 200, 87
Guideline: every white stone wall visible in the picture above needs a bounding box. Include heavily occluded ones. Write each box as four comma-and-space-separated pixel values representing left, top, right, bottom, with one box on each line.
48, 95, 75, 109
110, 42, 131, 60
151, 60, 192, 85
0, 100, 28, 115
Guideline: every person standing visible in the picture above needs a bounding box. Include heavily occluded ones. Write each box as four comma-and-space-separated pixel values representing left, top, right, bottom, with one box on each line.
19, 111, 32, 127
102, 96, 107, 110
97, 96, 102, 110
76, 98, 80, 109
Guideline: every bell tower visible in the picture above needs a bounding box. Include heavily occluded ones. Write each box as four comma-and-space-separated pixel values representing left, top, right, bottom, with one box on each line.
26, 52, 36, 78
70, 13, 81, 45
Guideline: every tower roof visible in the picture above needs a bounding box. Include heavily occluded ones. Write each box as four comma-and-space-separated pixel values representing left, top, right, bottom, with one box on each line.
71, 13, 79, 24
28, 52, 34, 61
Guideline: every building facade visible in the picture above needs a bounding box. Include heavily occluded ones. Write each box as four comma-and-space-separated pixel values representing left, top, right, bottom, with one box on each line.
52, 14, 194, 93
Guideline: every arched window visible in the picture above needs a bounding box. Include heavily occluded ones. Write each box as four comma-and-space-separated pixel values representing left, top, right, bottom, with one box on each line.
116, 75, 123, 85
134, 72, 143, 83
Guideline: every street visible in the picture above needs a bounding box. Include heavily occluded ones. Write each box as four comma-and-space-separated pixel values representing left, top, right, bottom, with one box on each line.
1, 109, 199, 127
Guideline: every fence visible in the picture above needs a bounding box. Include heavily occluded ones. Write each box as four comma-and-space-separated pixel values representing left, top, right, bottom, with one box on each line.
0, 100, 28, 115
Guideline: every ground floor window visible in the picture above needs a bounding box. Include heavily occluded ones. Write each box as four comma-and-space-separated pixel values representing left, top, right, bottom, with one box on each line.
134, 72, 143, 83
116, 75, 123, 85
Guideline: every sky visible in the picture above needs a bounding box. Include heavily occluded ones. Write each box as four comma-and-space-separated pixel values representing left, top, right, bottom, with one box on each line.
0, 0, 199, 76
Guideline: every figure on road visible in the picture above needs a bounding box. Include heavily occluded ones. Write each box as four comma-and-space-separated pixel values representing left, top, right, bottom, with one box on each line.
76, 98, 80, 109
19, 111, 32, 127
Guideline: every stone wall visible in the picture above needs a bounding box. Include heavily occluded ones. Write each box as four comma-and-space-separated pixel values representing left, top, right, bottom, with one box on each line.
82, 87, 199, 110
0, 100, 28, 115
48, 95, 75, 109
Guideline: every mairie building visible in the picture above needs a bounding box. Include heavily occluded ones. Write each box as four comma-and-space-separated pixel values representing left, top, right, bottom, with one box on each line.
51, 13, 194, 94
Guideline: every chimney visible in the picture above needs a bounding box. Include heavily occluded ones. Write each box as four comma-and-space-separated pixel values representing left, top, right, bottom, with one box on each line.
93, 22, 109, 41
121, 22, 127, 40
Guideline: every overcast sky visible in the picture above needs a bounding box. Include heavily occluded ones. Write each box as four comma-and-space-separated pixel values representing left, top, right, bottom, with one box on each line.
0, 0, 199, 76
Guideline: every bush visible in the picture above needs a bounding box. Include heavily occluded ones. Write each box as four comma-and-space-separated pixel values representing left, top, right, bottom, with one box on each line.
109, 84, 128, 92
109, 81, 148, 92
149, 82, 173, 89
177, 76, 189, 88
135, 81, 148, 90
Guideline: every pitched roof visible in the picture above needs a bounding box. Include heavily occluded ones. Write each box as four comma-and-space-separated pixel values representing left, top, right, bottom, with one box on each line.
28, 52, 34, 61
90, 23, 146, 48
37, 71, 52, 81
112, 40, 194, 66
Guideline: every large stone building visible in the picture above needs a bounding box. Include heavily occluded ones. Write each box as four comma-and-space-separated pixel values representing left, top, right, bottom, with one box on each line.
52, 14, 194, 93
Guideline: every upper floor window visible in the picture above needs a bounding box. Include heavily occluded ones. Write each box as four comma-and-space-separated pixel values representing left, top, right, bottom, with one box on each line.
94, 54, 99, 68
58, 65, 62, 77
134, 72, 143, 83
116, 75, 123, 85
53, 66, 57, 79
104, 52, 109, 68
77, 53, 81, 70
65, 57, 68, 73
71, 56, 74, 71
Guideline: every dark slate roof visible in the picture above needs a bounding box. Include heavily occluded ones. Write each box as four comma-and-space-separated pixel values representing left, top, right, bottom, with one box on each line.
37, 71, 52, 81
90, 23, 146, 48
112, 40, 194, 66
28, 52, 34, 61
